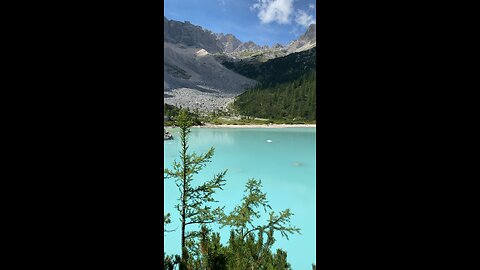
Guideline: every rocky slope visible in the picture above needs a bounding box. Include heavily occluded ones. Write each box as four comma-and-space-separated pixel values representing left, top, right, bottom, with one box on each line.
164, 42, 256, 112
163, 17, 316, 112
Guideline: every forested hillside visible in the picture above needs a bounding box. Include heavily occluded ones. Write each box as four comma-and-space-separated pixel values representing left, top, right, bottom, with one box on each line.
221, 47, 316, 121
222, 47, 315, 86
234, 71, 316, 121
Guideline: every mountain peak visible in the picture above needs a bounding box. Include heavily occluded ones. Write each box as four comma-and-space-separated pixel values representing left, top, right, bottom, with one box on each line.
285, 24, 316, 53
301, 24, 316, 42
164, 18, 223, 53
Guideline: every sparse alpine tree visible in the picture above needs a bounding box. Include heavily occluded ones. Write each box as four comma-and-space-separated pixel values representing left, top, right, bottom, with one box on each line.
164, 109, 227, 270
221, 178, 300, 269
222, 178, 300, 241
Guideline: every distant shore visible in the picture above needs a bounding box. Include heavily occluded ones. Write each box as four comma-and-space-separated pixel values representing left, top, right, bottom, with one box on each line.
191, 123, 316, 128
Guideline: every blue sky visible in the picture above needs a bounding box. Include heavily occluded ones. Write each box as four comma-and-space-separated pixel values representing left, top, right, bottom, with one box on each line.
164, 0, 316, 46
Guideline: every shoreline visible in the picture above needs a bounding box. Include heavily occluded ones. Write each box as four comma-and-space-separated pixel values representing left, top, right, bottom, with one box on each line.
190, 123, 316, 128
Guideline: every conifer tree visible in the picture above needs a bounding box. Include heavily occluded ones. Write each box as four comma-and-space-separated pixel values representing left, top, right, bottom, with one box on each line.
221, 178, 299, 270
164, 109, 227, 270
222, 179, 300, 240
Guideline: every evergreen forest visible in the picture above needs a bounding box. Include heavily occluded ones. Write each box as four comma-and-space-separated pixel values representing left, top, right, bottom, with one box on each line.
222, 48, 316, 121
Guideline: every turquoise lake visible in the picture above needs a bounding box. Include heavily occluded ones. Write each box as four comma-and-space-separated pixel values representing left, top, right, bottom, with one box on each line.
164, 127, 316, 270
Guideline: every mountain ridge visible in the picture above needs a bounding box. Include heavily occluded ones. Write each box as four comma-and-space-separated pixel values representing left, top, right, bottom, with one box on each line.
164, 17, 315, 56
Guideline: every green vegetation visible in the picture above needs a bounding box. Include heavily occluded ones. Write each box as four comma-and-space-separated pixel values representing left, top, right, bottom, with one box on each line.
221, 47, 316, 121
202, 116, 315, 125
164, 103, 181, 118
164, 110, 227, 269
164, 110, 304, 269
202, 116, 270, 125
222, 47, 316, 86
233, 50, 263, 58
234, 71, 316, 121
164, 46, 317, 124
164, 102, 315, 126
164, 103, 202, 126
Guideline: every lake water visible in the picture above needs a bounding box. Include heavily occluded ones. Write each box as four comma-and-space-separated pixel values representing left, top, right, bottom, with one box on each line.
164, 127, 316, 270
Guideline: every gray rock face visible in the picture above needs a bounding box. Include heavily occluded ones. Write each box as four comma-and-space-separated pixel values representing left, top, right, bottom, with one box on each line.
164, 17, 265, 55
272, 43, 284, 49
164, 43, 256, 93
223, 23, 316, 61
216, 33, 243, 53
302, 24, 316, 42
286, 24, 316, 53
233, 41, 261, 52
164, 17, 224, 53
164, 42, 257, 112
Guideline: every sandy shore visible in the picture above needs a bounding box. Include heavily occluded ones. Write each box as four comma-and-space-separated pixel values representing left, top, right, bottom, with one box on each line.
191, 123, 316, 128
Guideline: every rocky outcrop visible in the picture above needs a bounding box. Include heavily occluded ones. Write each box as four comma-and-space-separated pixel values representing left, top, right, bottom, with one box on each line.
216, 33, 243, 53
286, 24, 316, 53
272, 43, 284, 49
164, 17, 264, 55
164, 17, 224, 53
233, 41, 261, 52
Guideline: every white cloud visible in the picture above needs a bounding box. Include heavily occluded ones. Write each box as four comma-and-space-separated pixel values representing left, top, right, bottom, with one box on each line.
309, 4, 315, 9
295, 9, 316, 27
251, 0, 294, 25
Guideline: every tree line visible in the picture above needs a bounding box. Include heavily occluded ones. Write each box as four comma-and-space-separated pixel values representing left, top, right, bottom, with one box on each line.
164, 103, 202, 126
234, 71, 316, 121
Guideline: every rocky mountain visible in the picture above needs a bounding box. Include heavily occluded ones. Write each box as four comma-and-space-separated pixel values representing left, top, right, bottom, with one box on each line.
164, 42, 255, 93
226, 23, 316, 61
163, 17, 316, 113
286, 24, 316, 53
164, 18, 257, 112
164, 17, 264, 55
233, 41, 261, 52
272, 43, 285, 49
164, 42, 256, 112
164, 17, 223, 53
215, 33, 243, 53
164, 17, 316, 57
